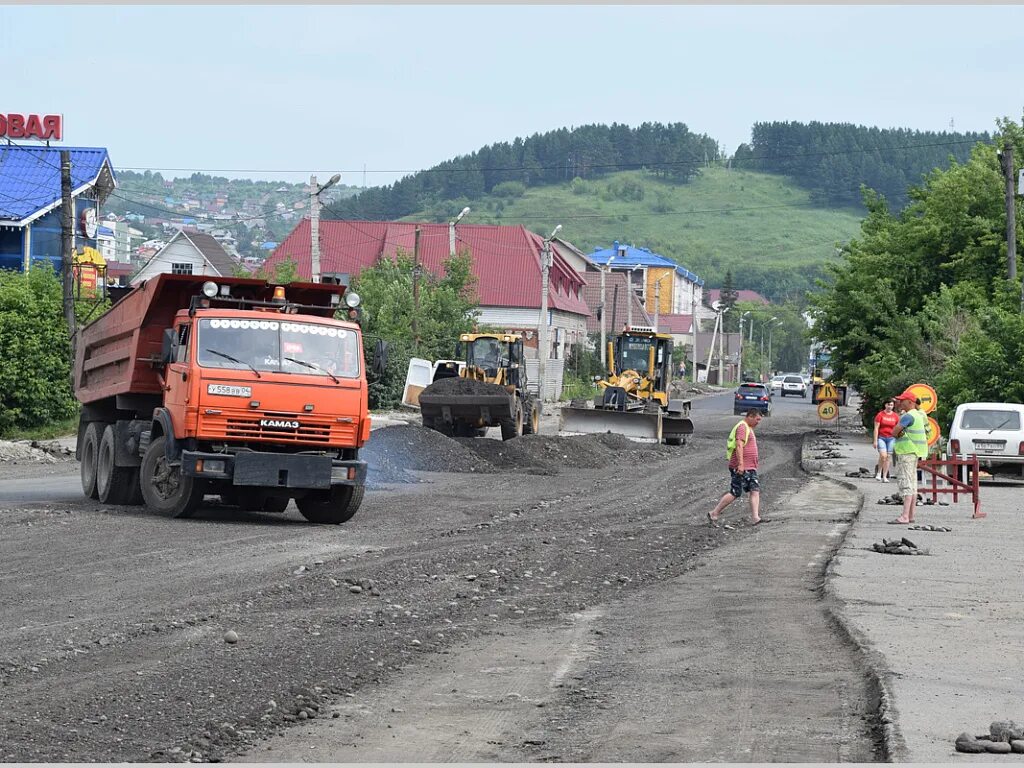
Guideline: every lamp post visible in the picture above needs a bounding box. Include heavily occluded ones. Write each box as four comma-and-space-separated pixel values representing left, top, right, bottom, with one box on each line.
717, 306, 730, 385
768, 318, 783, 377
537, 224, 562, 404
599, 252, 617, 368
738, 311, 750, 382
309, 172, 341, 283
626, 263, 641, 329
448, 206, 470, 257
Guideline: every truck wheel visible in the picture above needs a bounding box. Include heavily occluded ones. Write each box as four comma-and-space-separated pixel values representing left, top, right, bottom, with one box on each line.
96, 425, 144, 505
499, 403, 524, 441
297, 485, 364, 524
80, 422, 103, 500
140, 435, 205, 518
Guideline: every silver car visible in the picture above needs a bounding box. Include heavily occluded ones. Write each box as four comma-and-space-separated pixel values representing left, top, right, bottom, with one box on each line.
780, 375, 806, 398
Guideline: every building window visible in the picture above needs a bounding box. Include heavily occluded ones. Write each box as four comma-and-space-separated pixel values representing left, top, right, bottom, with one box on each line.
171, 263, 193, 275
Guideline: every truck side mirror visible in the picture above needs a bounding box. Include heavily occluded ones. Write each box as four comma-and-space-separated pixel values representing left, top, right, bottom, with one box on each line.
160, 328, 176, 364
371, 339, 388, 378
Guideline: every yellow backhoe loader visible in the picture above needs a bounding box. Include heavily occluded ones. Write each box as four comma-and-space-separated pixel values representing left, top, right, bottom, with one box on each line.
419, 333, 540, 440
560, 326, 693, 444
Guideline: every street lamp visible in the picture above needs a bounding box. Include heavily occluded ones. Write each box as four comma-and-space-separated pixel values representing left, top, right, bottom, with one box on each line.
738, 311, 751, 382
309, 172, 341, 283
626, 263, 641, 329
599, 251, 617, 368
537, 224, 562, 403
768, 318, 783, 378
760, 315, 777, 381
448, 206, 470, 257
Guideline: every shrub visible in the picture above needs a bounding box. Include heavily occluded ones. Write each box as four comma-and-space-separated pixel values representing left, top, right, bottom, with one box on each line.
0, 266, 78, 435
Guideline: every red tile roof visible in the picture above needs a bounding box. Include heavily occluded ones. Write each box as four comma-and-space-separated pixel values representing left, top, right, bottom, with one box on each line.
266, 220, 590, 315
706, 288, 770, 306
581, 270, 652, 334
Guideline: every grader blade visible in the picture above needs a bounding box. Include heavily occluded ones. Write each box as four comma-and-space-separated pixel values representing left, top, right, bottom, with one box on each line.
559, 405, 663, 443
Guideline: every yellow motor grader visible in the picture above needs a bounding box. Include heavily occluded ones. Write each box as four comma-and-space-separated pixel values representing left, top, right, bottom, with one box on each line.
560, 326, 693, 444
419, 333, 540, 440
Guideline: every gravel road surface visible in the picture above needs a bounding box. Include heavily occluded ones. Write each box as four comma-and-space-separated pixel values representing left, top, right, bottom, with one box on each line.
0, 391, 884, 762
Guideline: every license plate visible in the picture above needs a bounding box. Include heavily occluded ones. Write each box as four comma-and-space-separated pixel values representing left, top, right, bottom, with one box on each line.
974, 446, 1001, 454
207, 383, 252, 398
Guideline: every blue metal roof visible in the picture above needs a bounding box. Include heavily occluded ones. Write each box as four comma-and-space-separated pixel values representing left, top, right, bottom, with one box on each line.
591, 241, 704, 285
0, 145, 115, 224
97, 225, 115, 237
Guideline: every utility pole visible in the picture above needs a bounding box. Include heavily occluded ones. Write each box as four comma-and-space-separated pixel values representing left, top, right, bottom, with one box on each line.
538, 226, 562, 403
599, 256, 616, 368
690, 289, 698, 383
705, 310, 719, 382
718, 310, 726, 385
999, 145, 1015, 284
309, 174, 321, 283
449, 206, 470, 257
653, 278, 660, 332
60, 150, 76, 367
738, 313, 745, 382
309, 173, 340, 284
412, 226, 422, 353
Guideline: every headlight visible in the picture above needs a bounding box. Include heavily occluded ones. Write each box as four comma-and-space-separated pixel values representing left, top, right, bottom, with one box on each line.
345, 291, 361, 308
202, 281, 219, 298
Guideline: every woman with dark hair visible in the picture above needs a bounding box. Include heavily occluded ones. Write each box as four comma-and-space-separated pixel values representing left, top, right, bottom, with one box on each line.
872, 399, 899, 481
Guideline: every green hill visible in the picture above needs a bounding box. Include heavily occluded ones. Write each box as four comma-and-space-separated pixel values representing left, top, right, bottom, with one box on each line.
407, 166, 865, 302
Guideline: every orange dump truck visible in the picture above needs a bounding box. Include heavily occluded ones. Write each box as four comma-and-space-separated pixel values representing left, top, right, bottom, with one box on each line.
73, 274, 372, 523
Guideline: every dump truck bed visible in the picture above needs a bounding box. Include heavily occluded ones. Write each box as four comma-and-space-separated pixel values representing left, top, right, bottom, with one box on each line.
74, 274, 344, 406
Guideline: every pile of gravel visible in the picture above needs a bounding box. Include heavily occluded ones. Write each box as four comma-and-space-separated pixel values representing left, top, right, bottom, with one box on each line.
420, 377, 510, 398
362, 425, 496, 481
361, 424, 680, 484
0, 440, 71, 464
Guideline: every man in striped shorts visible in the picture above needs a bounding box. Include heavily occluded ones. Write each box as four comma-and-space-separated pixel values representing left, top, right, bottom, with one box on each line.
708, 409, 766, 526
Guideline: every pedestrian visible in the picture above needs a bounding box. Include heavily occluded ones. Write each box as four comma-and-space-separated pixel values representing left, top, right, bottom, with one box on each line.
872, 398, 899, 482
889, 390, 929, 525
708, 409, 767, 526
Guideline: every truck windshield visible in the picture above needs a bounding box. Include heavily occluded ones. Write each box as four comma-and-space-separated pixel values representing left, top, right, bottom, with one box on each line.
196, 318, 360, 378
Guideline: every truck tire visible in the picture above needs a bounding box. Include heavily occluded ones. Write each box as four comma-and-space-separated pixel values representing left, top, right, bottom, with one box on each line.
96, 425, 143, 505
140, 435, 205, 518
80, 422, 103, 500
296, 485, 364, 524
499, 402, 524, 441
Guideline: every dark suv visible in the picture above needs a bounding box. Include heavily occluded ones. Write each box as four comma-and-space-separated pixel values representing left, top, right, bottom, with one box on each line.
733, 382, 772, 416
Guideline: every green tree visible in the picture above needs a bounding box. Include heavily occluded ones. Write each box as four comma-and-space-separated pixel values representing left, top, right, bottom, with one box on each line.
0, 266, 79, 434
353, 250, 479, 409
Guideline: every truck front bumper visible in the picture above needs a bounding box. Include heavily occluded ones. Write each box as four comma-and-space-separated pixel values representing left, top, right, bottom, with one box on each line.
180, 450, 367, 488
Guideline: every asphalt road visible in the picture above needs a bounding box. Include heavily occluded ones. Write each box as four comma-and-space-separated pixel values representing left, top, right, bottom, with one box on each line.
0, 386, 882, 762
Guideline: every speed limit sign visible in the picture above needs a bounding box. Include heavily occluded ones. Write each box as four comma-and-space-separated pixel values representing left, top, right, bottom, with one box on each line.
817, 400, 838, 421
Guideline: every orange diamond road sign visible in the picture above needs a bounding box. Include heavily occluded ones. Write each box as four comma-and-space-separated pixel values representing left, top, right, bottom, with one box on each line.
926, 416, 941, 447
817, 400, 838, 420
908, 383, 937, 414
818, 382, 839, 402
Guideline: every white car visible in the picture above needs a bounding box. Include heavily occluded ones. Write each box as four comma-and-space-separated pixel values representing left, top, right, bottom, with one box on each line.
780, 375, 807, 398
769, 374, 786, 392
948, 402, 1024, 478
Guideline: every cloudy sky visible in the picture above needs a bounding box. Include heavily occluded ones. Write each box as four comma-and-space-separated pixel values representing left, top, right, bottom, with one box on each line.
2, 5, 1020, 186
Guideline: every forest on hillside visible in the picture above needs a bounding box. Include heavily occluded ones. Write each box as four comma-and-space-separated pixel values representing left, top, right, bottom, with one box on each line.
325, 121, 991, 224
734, 121, 990, 210
324, 123, 722, 222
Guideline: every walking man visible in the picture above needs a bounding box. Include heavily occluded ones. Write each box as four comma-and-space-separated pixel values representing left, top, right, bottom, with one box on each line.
890, 390, 929, 524
708, 409, 765, 526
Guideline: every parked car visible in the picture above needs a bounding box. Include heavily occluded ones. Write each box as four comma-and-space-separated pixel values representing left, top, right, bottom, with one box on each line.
780, 375, 807, 398
769, 374, 786, 392
948, 402, 1024, 479
734, 382, 772, 416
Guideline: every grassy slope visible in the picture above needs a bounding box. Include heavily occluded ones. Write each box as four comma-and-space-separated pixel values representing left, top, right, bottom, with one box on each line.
411, 167, 865, 301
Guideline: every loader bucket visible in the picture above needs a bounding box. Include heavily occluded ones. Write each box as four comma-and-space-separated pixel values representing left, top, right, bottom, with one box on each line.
418, 378, 516, 432
559, 405, 663, 444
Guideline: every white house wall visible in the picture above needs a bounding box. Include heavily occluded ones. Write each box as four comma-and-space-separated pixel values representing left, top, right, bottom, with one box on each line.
476, 306, 588, 359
